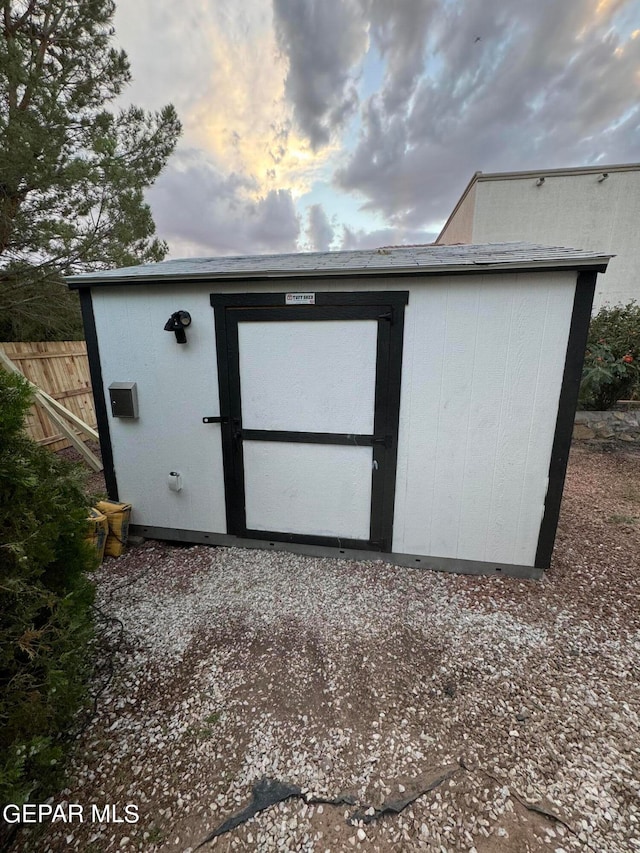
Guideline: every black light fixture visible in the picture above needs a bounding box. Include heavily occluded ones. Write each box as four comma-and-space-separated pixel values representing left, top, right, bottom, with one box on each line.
164, 310, 192, 344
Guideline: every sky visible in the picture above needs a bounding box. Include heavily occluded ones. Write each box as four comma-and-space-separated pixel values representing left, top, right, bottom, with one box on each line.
113, 0, 640, 259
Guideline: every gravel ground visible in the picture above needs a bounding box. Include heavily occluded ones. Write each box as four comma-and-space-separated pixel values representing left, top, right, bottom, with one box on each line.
11, 442, 640, 853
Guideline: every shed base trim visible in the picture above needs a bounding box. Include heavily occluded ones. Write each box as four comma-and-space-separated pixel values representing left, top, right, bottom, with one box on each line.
129, 525, 544, 579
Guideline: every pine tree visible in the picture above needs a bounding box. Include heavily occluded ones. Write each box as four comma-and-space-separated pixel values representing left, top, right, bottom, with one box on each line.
0, 0, 181, 339
0, 368, 96, 809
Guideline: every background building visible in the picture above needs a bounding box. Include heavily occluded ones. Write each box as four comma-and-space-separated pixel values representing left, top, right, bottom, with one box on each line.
437, 163, 640, 311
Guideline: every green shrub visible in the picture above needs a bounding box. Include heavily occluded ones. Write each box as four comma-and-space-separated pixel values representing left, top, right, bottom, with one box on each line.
0, 370, 96, 806
579, 301, 640, 410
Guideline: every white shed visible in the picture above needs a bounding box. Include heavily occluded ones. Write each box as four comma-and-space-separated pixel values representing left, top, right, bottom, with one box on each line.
68, 242, 610, 579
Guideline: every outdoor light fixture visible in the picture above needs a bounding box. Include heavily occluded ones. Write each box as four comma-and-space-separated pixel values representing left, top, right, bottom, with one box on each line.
598, 172, 609, 182
164, 310, 192, 344
536, 176, 545, 186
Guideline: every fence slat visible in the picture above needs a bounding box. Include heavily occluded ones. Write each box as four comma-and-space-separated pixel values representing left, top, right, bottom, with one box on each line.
0, 342, 97, 451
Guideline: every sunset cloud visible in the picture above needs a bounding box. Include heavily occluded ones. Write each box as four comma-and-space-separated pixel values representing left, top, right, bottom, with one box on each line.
114, 0, 640, 257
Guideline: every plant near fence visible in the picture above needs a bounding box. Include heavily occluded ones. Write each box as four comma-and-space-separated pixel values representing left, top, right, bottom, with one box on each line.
579, 302, 640, 411
0, 370, 96, 809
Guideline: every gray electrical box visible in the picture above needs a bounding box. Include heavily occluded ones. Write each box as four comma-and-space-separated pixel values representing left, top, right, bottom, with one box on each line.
108, 382, 139, 419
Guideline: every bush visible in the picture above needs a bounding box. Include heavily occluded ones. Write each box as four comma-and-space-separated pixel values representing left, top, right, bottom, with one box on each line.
0, 370, 95, 807
579, 302, 640, 410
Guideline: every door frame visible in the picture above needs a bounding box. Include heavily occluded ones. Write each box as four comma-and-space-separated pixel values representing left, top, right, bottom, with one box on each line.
210, 290, 408, 552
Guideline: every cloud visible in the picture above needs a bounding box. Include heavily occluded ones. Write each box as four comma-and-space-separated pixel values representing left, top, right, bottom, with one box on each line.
340, 225, 436, 250
116, 0, 640, 257
364, 0, 437, 113
249, 188, 302, 251
117, 0, 333, 205
272, 0, 369, 149
336, 0, 640, 228
183, 2, 331, 201
306, 204, 335, 251
113, 0, 216, 116
148, 150, 300, 257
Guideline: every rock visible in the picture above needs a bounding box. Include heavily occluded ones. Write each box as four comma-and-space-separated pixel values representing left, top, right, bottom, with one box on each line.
573, 424, 595, 440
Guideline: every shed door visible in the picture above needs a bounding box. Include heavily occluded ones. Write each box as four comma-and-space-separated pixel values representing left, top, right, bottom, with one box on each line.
211, 292, 408, 552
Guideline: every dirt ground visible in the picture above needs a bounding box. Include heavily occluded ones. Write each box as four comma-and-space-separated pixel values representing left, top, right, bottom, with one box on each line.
10, 441, 640, 853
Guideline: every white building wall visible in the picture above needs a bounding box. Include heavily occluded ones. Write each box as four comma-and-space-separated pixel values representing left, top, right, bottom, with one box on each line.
391, 271, 576, 566
92, 284, 228, 534
92, 271, 577, 567
471, 171, 640, 310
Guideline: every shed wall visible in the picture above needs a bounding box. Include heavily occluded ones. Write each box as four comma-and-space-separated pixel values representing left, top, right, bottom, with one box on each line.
92, 285, 227, 534
392, 272, 575, 566
91, 270, 577, 567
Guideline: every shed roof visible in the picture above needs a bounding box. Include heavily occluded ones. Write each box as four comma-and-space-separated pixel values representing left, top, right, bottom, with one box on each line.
67, 241, 611, 289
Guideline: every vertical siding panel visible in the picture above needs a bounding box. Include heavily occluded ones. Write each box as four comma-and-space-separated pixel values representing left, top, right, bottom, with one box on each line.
453, 287, 481, 557
395, 283, 449, 555
511, 287, 550, 564
512, 280, 575, 562
390, 293, 415, 552
429, 283, 479, 557
456, 280, 513, 560
484, 278, 558, 563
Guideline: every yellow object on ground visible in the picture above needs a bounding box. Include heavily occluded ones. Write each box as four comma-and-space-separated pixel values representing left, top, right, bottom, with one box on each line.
96, 500, 132, 557
86, 508, 109, 564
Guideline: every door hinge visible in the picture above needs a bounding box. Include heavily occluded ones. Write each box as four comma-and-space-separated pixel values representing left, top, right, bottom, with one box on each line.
203, 416, 228, 424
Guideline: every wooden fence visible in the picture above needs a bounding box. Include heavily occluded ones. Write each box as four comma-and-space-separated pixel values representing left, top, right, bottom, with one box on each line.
0, 341, 96, 451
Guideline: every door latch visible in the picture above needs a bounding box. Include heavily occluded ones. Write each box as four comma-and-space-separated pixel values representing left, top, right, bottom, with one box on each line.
372, 435, 392, 448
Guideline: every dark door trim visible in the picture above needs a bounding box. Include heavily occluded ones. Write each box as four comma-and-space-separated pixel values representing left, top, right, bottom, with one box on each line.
79, 288, 119, 500
211, 291, 408, 551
